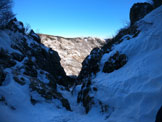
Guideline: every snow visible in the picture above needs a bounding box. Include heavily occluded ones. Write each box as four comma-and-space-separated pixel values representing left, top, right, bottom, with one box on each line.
0, 5, 162, 122
13, 21, 23, 31
0, 24, 107, 122
0, 30, 15, 52
93, 6, 162, 122
0, 77, 106, 122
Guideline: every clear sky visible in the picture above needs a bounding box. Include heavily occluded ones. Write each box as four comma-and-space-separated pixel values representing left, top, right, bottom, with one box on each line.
13, 0, 147, 38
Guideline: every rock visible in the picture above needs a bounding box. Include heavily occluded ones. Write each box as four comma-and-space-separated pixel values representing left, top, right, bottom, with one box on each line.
13, 76, 26, 85
1, 18, 76, 113
11, 39, 30, 56
61, 98, 72, 111
103, 51, 127, 73
0, 49, 16, 68
0, 67, 6, 86
77, 79, 94, 113
111, 25, 140, 45
29, 30, 41, 43
155, 106, 162, 122
99, 101, 109, 113
7, 18, 25, 34
23, 59, 37, 77
93, 87, 98, 91
11, 52, 24, 62
153, 0, 162, 8
77, 51, 127, 113
11, 38, 68, 86
30, 46, 68, 87
30, 79, 54, 100
29, 79, 72, 111
78, 25, 137, 82
30, 96, 38, 105
3, 60, 16, 68
0, 96, 5, 102
9, 20, 70, 87
78, 47, 103, 82
130, 2, 153, 25
0, 95, 16, 110
46, 73, 57, 89
10, 106, 16, 110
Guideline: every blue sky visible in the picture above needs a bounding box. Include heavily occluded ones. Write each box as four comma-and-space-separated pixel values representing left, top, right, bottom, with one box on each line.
13, 0, 147, 38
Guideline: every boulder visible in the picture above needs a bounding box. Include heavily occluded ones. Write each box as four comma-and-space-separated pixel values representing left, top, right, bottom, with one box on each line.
78, 47, 102, 82
11, 53, 24, 62
13, 77, 26, 86
30, 46, 69, 87
0, 67, 6, 86
7, 18, 25, 34
130, 3, 153, 25
103, 51, 127, 73
29, 30, 41, 43
153, 0, 162, 8
0, 49, 16, 68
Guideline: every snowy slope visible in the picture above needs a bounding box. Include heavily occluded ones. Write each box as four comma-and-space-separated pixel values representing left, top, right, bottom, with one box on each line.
0, 81, 105, 122
92, 5, 162, 122
0, 20, 106, 122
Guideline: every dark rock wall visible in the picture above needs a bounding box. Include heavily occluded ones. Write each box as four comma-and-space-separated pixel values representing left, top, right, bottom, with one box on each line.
130, 3, 153, 25
0, 18, 73, 110
155, 106, 162, 122
153, 0, 162, 8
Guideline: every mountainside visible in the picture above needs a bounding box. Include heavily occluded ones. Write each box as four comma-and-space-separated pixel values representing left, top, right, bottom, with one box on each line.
0, 18, 75, 121
39, 34, 105, 76
77, 5, 162, 122
0, 3, 162, 122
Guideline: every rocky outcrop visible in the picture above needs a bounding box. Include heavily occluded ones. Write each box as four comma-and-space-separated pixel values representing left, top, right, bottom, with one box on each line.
76, 14, 140, 113
0, 48, 16, 68
153, 0, 162, 8
0, 18, 73, 110
30, 79, 72, 111
77, 49, 127, 113
0, 67, 6, 86
29, 30, 41, 43
103, 51, 127, 73
39, 34, 105, 76
77, 24, 139, 82
76, 3, 156, 113
77, 47, 103, 83
130, 2, 153, 25
155, 106, 162, 122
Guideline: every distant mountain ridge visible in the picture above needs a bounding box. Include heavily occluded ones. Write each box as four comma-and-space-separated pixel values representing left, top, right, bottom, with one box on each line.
39, 34, 105, 76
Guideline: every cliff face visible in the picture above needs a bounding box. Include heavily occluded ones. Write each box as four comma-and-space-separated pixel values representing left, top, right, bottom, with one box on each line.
39, 34, 105, 76
0, 18, 73, 115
